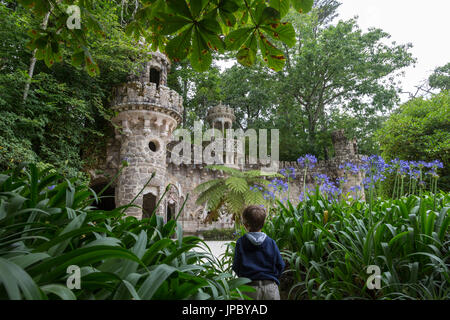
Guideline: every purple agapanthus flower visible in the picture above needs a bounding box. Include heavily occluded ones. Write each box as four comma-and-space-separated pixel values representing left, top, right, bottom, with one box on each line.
350, 185, 361, 192
297, 154, 318, 169
339, 162, 359, 175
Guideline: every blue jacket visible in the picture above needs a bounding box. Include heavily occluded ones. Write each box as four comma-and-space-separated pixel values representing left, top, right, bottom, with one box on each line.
232, 232, 285, 285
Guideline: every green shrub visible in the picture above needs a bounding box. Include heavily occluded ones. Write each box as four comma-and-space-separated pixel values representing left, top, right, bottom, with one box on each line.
202, 228, 237, 241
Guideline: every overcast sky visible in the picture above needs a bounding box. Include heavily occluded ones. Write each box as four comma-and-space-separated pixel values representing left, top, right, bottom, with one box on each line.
337, 0, 450, 103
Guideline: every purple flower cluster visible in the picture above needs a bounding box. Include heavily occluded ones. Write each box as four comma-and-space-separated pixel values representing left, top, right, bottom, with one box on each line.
388, 159, 409, 176
337, 177, 347, 186
339, 162, 359, 175
350, 185, 361, 193
297, 154, 318, 169
280, 167, 296, 179
312, 173, 342, 201
268, 178, 289, 192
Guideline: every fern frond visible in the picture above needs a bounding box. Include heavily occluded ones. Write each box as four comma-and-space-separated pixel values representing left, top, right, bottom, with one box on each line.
196, 181, 226, 205
225, 176, 248, 194
194, 178, 222, 194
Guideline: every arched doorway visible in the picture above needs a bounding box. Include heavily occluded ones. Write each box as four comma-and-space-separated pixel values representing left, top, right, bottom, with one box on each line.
91, 183, 116, 211
142, 193, 157, 218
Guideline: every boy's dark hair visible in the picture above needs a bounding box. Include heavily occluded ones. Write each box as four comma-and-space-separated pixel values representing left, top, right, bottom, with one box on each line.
242, 205, 266, 232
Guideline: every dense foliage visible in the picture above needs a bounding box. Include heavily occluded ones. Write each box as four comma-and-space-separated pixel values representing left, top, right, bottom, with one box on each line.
376, 91, 450, 191
0, 2, 146, 180
0, 164, 253, 299
263, 191, 449, 299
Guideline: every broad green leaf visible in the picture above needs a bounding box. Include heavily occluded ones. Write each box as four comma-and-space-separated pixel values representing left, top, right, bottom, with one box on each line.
154, 13, 193, 35
218, 0, 239, 27
166, 26, 193, 61
225, 27, 253, 51
254, 4, 280, 25
190, 28, 212, 72
166, 0, 193, 19
236, 32, 257, 67
190, 0, 209, 18
292, 0, 314, 14
261, 22, 296, 47
258, 32, 285, 71
269, 0, 290, 18
137, 264, 178, 299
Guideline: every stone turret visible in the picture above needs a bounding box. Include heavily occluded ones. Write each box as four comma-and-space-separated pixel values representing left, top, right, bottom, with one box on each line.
206, 102, 235, 132
111, 51, 183, 219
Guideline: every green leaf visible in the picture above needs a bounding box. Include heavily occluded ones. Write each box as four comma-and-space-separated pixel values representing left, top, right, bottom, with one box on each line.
198, 28, 225, 52
292, 0, 314, 14
190, 0, 209, 18
269, 0, 290, 18
258, 32, 285, 71
261, 22, 296, 47
154, 13, 193, 35
225, 27, 253, 51
219, 0, 239, 27
137, 264, 178, 299
41, 284, 76, 300
166, 26, 193, 61
254, 4, 280, 25
225, 176, 248, 193
0, 258, 42, 300
190, 28, 212, 72
166, 0, 193, 19
236, 32, 257, 67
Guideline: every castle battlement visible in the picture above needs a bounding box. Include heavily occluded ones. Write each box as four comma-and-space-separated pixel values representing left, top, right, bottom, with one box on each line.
111, 82, 183, 123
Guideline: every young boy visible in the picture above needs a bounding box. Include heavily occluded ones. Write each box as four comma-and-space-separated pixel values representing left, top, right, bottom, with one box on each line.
232, 205, 285, 300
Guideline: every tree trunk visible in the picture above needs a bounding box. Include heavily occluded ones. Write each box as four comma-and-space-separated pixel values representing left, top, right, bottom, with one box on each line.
23, 10, 51, 103
182, 78, 187, 128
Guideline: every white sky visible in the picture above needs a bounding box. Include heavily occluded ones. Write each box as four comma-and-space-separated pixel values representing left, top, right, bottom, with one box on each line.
337, 0, 450, 103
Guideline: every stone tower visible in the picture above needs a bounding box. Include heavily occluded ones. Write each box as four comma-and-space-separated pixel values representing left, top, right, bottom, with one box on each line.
110, 51, 183, 219
205, 103, 245, 169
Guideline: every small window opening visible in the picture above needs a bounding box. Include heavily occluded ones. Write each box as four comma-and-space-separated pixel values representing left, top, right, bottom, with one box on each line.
150, 68, 160, 88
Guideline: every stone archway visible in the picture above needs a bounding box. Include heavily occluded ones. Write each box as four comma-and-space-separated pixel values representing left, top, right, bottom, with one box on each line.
142, 192, 157, 218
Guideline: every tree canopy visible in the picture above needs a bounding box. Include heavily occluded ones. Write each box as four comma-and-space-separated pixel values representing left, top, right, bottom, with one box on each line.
16, 0, 317, 73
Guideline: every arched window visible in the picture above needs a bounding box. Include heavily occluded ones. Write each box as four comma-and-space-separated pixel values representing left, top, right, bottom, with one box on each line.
167, 202, 176, 222
142, 193, 157, 218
